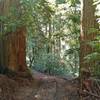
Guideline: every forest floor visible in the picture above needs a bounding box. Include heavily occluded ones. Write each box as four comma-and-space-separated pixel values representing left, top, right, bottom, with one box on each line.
0, 70, 99, 100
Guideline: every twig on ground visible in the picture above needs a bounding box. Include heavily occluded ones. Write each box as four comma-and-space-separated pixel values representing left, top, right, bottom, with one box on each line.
83, 90, 100, 98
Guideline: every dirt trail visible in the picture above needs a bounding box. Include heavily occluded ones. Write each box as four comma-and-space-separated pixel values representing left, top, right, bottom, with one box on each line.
0, 71, 80, 100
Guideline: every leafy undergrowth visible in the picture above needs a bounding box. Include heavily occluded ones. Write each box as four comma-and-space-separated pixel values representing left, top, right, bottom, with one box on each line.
0, 71, 99, 100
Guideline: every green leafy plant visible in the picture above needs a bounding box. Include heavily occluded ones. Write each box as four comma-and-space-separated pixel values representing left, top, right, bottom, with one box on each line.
32, 53, 69, 76
85, 30, 100, 77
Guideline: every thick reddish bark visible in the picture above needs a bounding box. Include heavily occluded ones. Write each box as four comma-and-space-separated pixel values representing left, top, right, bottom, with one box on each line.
0, 0, 27, 72
0, 27, 27, 72
79, 1, 97, 99
80, 0, 96, 73
17, 27, 27, 71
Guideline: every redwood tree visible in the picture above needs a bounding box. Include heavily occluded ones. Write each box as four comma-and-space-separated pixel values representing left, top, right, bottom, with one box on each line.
80, 0, 97, 75
0, 0, 27, 72
79, 1, 99, 99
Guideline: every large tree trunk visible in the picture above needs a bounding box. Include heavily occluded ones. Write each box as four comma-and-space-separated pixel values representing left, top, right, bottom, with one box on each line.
0, 0, 27, 72
80, 0, 96, 75
80, 0, 97, 99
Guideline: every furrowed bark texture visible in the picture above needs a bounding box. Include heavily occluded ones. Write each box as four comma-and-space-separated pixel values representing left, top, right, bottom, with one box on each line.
80, 0, 96, 73
0, 0, 27, 72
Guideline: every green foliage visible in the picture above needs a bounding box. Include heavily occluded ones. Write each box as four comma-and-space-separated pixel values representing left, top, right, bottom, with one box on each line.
56, 0, 66, 4
85, 30, 100, 77
87, 28, 99, 34
32, 53, 70, 76
93, 0, 100, 5
0, 0, 54, 34
66, 0, 80, 7
25, 0, 81, 77
64, 47, 79, 75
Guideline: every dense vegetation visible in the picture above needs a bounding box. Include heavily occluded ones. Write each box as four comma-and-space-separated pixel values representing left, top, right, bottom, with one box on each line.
0, 0, 100, 77
25, 0, 81, 76
0, 0, 100, 100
